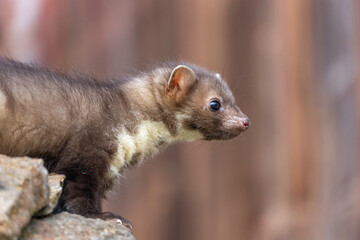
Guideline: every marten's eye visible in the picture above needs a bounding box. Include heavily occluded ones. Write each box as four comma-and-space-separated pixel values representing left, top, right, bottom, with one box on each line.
209, 100, 221, 111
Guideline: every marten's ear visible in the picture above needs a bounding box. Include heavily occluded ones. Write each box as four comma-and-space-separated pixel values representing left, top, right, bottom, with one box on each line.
166, 65, 197, 103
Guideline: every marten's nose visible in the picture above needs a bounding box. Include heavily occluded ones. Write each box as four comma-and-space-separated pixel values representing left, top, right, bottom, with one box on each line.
243, 118, 250, 130
235, 116, 250, 132
224, 115, 250, 134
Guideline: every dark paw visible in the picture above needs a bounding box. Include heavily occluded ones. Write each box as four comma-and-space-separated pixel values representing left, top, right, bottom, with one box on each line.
88, 212, 133, 229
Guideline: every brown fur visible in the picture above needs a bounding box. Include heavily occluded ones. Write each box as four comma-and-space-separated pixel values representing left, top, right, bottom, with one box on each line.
0, 58, 249, 227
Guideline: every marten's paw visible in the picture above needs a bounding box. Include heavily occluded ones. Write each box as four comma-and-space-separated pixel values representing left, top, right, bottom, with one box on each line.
88, 212, 133, 229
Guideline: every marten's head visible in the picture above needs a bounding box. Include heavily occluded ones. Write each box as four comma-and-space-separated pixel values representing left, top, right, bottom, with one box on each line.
165, 64, 250, 141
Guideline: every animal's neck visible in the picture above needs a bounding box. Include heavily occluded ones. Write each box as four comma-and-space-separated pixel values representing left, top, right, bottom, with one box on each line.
107, 120, 171, 180
106, 73, 171, 178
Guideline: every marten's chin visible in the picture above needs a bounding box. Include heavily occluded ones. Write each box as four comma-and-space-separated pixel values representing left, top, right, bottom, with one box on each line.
201, 130, 241, 141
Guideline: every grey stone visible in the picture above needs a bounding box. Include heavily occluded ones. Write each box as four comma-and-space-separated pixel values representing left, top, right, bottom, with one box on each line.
35, 173, 66, 217
20, 212, 136, 240
0, 155, 49, 240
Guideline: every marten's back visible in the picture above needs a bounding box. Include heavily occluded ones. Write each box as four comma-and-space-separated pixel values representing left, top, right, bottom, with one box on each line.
0, 59, 111, 157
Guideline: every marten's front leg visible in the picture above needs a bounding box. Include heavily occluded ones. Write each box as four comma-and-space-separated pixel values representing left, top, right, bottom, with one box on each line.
53, 178, 132, 229
51, 131, 132, 229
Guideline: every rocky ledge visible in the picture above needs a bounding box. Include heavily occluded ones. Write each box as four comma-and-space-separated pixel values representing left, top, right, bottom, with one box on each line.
0, 155, 135, 240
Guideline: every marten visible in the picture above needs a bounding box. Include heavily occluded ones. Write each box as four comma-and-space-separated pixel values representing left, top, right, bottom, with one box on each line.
0, 58, 249, 228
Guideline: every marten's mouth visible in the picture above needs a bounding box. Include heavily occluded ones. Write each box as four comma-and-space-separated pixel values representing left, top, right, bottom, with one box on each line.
186, 122, 245, 140
203, 130, 242, 141
196, 126, 243, 141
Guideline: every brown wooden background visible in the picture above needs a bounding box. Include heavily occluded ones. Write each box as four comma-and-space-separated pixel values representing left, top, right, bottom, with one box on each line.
1, 1, 359, 239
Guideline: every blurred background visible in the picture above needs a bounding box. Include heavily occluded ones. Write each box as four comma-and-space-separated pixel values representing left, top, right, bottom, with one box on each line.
0, 0, 359, 239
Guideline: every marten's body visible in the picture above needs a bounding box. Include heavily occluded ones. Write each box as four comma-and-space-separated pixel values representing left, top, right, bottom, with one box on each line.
0, 58, 249, 227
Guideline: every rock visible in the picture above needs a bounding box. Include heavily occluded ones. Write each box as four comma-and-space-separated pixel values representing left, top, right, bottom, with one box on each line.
20, 212, 136, 240
0, 155, 49, 240
0, 155, 136, 240
35, 173, 66, 217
